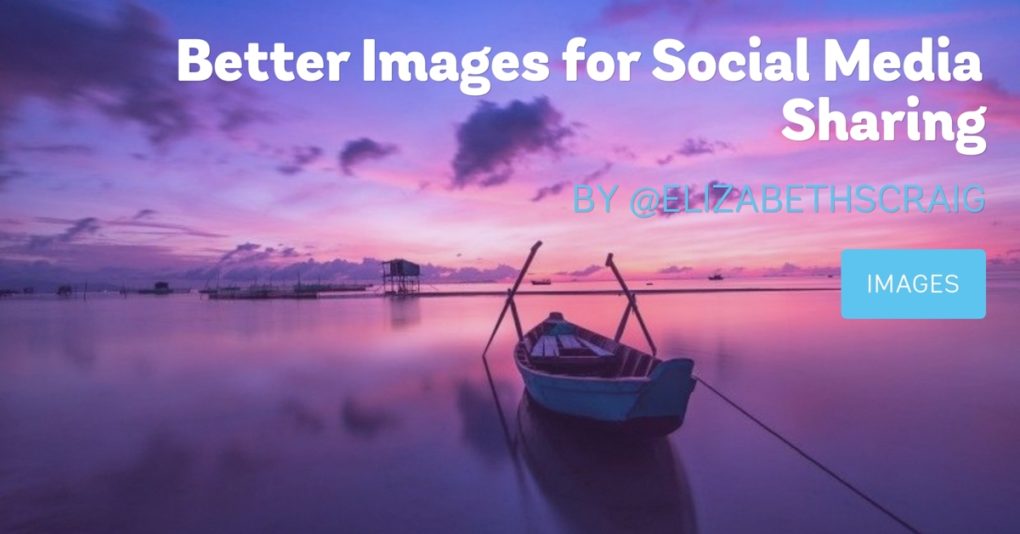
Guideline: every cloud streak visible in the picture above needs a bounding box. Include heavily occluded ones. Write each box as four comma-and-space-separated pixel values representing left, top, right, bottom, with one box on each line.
763, 262, 839, 277
1, 214, 225, 254
657, 138, 734, 165
26, 217, 101, 250
132, 209, 157, 221
339, 138, 398, 175
13, 143, 94, 155
277, 146, 323, 175
555, 264, 602, 277
531, 181, 570, 202
530, 162, 613, 202
658, 265, 693, 275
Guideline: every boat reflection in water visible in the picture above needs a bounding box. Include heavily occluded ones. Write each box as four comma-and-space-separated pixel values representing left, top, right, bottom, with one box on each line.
515, 394, 697, 533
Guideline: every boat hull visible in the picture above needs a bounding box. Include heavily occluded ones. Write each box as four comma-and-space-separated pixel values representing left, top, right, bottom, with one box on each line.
515, 357, 696, 435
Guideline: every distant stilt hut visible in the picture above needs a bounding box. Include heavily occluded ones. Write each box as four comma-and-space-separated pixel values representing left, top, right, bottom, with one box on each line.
382, 259, 421, 295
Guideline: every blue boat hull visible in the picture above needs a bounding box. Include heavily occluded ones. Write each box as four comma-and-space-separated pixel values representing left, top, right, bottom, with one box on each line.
515, 357, 697, 434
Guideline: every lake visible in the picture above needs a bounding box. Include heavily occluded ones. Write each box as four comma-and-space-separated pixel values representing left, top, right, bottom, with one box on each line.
1, 283, 1018, 533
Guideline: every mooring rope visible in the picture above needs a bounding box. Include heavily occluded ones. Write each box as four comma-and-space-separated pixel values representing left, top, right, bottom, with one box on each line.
694, 375, 922, 534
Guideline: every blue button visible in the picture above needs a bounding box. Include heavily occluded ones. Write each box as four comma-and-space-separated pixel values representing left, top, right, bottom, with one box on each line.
841, 249, 986, 319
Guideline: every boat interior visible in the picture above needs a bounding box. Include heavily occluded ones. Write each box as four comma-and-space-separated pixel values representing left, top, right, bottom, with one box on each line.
516, 313, 660, 378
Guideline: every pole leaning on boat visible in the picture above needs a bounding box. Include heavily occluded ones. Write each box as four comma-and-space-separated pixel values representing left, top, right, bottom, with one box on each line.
480, 241, 542, 361
605, 253, 657, 355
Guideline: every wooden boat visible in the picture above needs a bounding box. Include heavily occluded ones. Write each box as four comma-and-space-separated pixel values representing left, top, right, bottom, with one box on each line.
481, 241, 696, 436
530, 278, 552, 286
515, 312, 695, 434
708, 273, 724, 281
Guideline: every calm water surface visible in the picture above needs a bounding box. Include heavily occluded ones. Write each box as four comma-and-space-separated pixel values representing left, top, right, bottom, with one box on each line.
1, 284, 1018, 533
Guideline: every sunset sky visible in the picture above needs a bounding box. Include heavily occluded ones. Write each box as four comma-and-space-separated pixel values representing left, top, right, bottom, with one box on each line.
1, 0, 1019, 287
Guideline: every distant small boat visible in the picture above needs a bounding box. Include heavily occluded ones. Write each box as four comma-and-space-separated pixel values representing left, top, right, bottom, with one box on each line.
515, 312, 696, 435
708, 273, 724, 281
530, 278, 552, 286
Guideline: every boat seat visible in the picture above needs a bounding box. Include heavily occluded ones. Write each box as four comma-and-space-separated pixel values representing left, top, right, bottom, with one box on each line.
530, 335, 560, 357
557, 335, 583, 350
525, 316, 623, 376
530, 334, 615, 359
575, 337, 613, 357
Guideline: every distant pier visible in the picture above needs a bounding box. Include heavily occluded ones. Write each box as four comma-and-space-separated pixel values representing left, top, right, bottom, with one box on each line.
316, 286, 839, 299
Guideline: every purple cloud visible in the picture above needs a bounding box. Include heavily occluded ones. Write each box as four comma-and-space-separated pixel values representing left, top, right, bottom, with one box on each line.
277, 146, 323, 175
556, 264, 602, 277
763, 262, 839, 277
216, 88, 271, 134
677, 138, 733, 156
132, 209, 157, 221
26, 217, 101, 250
531, 162, 613, 202
612, 145, 637, 160
13, 143, 94, 155
219, 242, 262, 263
451, 97, 573, 188
658, 265, 693, 275
582, 161, 613, 184
658, 138, 734, 165
106, 218, 224, 239
339, 138, 398, 175
0, 1, 265, 154
1, 213, 223, 256
531, 181, 570, 202
0, 2, 191, 145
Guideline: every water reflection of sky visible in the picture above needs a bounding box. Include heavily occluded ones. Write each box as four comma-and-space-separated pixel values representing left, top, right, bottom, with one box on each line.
1, 288, 1018, 532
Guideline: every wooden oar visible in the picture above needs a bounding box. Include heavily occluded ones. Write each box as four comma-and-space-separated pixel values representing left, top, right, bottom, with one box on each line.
480, 241, 542, 361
